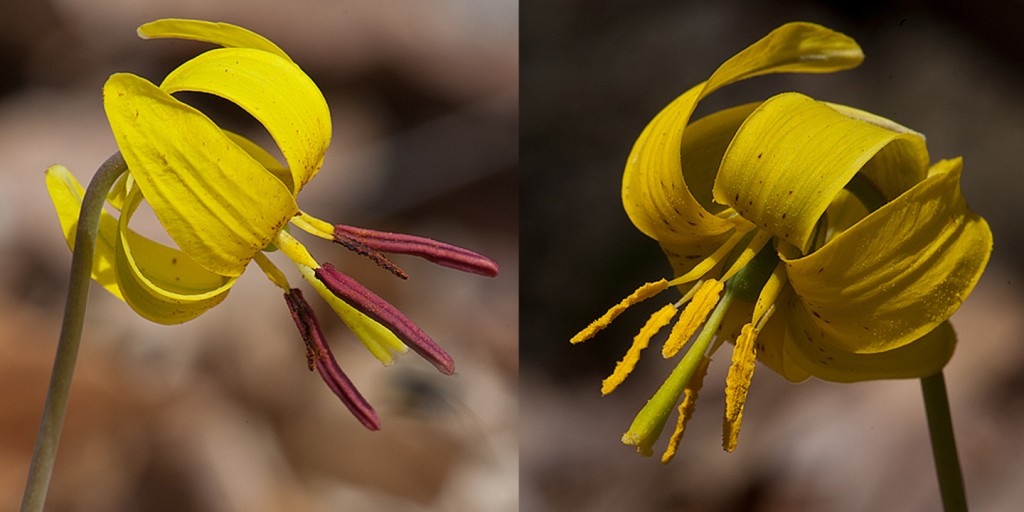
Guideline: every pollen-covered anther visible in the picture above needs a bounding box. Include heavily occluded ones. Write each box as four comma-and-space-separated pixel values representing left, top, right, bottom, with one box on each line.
334, 224, 500, 278
314, 262, 455, 375
283, 288, 380, 430
571, 279, 670, 344
723, 323, 759, 452
601, 303, 677, 395
662, 279, 725, 358
334, 233, 409, 279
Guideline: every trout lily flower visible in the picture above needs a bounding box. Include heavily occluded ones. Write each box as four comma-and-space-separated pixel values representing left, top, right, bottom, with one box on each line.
570, 22, 991, 461
44, 19, 499, 430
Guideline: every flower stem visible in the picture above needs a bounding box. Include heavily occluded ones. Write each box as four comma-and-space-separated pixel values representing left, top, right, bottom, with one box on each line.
20, 153, 127, 512
920, 371, 968, 512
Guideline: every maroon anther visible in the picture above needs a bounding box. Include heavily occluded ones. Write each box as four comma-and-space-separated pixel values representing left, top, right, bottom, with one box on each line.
284, 288, 381, 430
314, 262, 456, 375
334, 234, 409, 280
334, 224, 500, 278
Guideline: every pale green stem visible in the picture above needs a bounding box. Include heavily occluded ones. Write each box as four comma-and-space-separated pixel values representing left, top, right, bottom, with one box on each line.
20, 153, 127, 512
921, 371, 968, 512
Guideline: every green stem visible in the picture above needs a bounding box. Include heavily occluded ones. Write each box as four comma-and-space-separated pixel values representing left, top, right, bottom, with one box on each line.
921, 371, 968, 512
20, 153, 127, 512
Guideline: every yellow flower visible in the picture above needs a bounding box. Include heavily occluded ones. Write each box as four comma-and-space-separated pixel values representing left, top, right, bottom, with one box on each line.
45, 19, 498, 429
571, 22, 991, 460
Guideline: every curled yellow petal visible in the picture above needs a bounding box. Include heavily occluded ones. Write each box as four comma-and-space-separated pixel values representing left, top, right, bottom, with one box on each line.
160, 47, 331, 193
602, 304, 677, 395
662, 279, 724, 358
713, 92, 929, 252
570, 279, 669, 344
138, 18, 292, 61
623, 22, 862, 248
784, 158, 991, 359
723, 323, 758, 452
104, 73, 297, 277
45, 165, 124, 300
786, 319, 957, 383
661, 355, 710, 464
114, 187, 236, 324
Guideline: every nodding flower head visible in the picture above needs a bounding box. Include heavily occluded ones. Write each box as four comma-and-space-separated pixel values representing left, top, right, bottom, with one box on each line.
571, 22, 990, 460
45, 19, 499, 429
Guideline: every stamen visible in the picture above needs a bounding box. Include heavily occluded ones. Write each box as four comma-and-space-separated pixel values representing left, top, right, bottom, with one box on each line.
315, 262, 455, 375
622, 286, 736, 457
662, 279, 724, 358
666, 226, 753, 287
662, 355, 711, 464
721, 230, 773, 283
334, 224, 500, 277
283, 288, 380, 430
601, 303, 677, 395
723, 323, 759, 452
253, 252, 291, 291
570, 279, 669, 344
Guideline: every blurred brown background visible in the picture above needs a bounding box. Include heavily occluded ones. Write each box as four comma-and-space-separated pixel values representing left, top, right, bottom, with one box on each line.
0, 1, 517, 511
522, 1, 1024, 511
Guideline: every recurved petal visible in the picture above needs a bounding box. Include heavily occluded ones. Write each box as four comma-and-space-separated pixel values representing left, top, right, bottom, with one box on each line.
786, 319, 957, 383
160, 47, 331, 193
114, 186, 236, 324
224, 131, 293, 192
138, 19, 292, 61
714, 92, 929, 252
783, 158, 991, 358
45, 165, 124, 300
623, 22, 862, 247
104, 73, 297, 277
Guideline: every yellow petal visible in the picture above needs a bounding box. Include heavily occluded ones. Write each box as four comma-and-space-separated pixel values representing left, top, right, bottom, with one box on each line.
45, 165, 124, 300
160, 47, 331, 193
104, 73, 297, 277
623, 22, 862, 250
786, 319, 957, 383
784, 158, 990, 361
713, 92, 929, 252
114, 186, 236, 324
826, 103, 928, 201
751, 309, 810, 383
224, 131, 293, 191
602, 303, 677, 395
138, 19, 292, 61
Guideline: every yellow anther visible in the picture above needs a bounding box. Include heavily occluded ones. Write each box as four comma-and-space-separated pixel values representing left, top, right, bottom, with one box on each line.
661, 355, 711, 463
723, 323, 759, 452
570, 279, 669, 344
662, 279, 724, 358
601, 303, 677, 395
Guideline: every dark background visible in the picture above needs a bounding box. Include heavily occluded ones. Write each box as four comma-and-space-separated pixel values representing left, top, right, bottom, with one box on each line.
522, 1, 1024, 511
